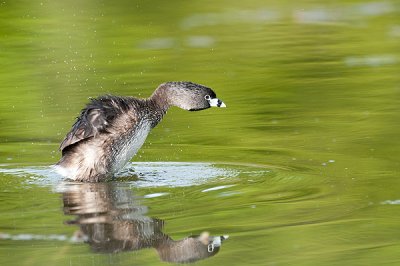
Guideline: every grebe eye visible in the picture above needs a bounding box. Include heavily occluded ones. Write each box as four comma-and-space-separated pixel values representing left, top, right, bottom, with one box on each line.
205, 95, 211, 100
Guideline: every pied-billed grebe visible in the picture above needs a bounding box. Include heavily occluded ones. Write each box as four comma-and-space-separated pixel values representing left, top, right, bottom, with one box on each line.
54, 81, 226, 182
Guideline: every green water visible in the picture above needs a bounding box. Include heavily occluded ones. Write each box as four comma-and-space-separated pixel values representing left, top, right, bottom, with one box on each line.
1, 0, 400, 265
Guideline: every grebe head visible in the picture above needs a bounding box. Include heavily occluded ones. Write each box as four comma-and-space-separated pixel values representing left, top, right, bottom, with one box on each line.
152, 81, 226, 111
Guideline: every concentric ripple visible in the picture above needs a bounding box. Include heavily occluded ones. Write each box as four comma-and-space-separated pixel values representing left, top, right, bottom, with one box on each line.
0, 162, 271, 188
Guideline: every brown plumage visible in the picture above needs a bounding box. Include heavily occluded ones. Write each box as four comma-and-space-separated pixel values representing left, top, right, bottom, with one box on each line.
54, 81, 226, 182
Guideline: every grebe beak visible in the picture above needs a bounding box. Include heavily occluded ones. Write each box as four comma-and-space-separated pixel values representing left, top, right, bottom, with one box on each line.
209, 98, 226, 108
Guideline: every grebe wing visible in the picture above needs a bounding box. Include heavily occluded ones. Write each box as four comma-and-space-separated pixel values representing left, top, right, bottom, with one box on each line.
59, 95, 132, 152
59, 107, 110, 151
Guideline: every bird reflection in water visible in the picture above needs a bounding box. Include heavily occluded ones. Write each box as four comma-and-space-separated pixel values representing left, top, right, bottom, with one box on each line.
60, 182, 228, 263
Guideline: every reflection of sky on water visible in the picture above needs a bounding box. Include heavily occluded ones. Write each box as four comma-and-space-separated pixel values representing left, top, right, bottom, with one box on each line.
344, 55, 398, 67
294, 2, 395, 24
185, 36, 215, 48
137, 2, 400, 50
389, 25, 400, 37
181, 9, 280, 29
137, 37, 176, 49
137, 36, 216, 50
381, 199, 400, 205
119, 162, 239, 187
0, 162, 241, 188
0, 232, 78, 242
179, 2, 397, 28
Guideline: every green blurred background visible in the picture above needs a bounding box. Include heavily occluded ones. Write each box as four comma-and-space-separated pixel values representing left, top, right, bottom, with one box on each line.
1, 0, 400, 265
